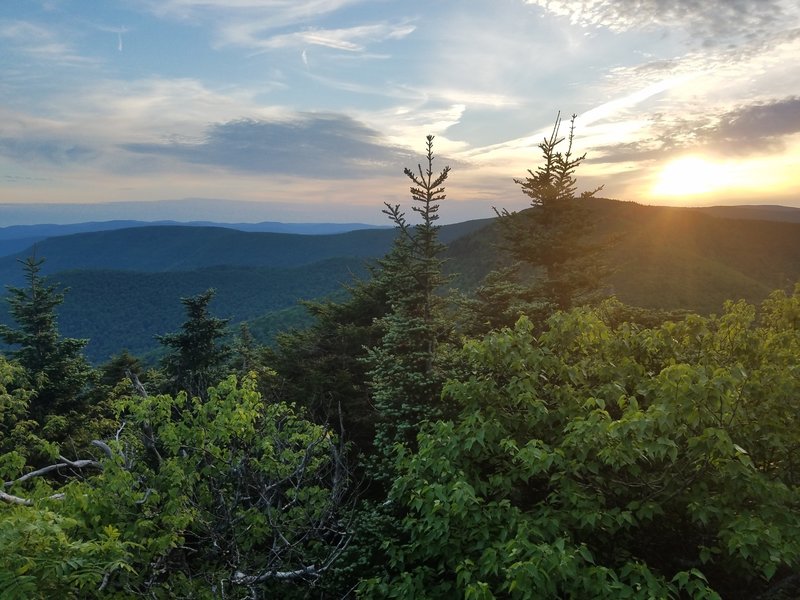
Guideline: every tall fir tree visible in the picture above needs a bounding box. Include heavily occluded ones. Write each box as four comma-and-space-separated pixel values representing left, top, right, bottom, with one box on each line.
0, 256, 91, 422
365, 135, 453, 481
322, 137, 455, 595
157, 289, 230, 399
492, 113, 607, 318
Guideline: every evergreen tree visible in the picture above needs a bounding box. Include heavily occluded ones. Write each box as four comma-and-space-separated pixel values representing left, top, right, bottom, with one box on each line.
269, 275, 390, 453
230, 323, 258, 375
494, 113, 607, 315
98, 350, 144, 390
322, 137, 455, 595
0, 256, 91, 421
157, 289, 229, 398
365, 135, 453, 478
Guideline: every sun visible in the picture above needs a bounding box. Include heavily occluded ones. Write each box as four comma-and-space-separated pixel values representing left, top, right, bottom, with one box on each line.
651, 156, 735, 198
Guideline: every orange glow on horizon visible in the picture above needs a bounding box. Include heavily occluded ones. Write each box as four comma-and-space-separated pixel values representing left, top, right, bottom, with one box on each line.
651, 156, 735, 198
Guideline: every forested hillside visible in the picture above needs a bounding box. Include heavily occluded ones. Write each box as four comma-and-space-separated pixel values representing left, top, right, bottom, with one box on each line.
445, 198, 800, 313
0, 226, 394, 284
3, 200, 800, 363
1, 129, 799, 599
49, 259, 369, 362
0, 220, 391, 257
0, 219, 490, 285
0, 219, 493, 362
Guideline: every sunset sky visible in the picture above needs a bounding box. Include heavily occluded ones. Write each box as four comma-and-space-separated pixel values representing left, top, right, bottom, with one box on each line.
1, 0, 799, 224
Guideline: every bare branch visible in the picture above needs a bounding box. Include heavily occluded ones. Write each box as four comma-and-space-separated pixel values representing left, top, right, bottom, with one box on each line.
1, 490, 65, 506
4, 458, 101, 488
231, 564, 320, 585
92, 439, 115, 460
0, 490, 35, 505
126, 369, 148, 397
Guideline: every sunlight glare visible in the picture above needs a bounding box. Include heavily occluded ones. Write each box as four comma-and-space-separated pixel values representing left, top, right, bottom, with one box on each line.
651, 156, 736, 197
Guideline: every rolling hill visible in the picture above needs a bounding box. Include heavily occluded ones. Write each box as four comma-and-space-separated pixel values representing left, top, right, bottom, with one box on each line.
445, 199, 800, 314
0, 226, 394, 285
0, 219, 492, 362
2, 199, 800, 364
0, 219, 492, 286
695, 204, 800, 223
0, 220, 391, 257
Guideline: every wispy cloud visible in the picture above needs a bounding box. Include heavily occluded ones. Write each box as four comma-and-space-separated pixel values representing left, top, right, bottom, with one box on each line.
48, 77, 283, 141
236, 22, 415, 52
140, 0, 414, 64
144, 0, 363, 23
0, 19, 97, 65
93, 24, 130, 52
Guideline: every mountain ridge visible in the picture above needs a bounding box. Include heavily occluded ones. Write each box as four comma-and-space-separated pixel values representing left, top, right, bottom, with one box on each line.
2, 199, 800, 363
0, 219, 492, 286
0, 220, 392, 258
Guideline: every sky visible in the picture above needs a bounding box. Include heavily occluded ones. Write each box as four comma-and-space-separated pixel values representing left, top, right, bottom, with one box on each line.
1, 0, 799, 224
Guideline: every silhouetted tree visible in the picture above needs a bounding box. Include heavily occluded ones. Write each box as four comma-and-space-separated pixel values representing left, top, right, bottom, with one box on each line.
493, 113, 607, 316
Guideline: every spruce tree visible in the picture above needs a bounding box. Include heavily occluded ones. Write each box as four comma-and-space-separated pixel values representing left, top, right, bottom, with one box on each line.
157, 289, 229, 399
365, 135, 452, 479
325, 137, 453, 595
494, 113, 606, 315
269, 275, 391, 453
0, 256, 91, 421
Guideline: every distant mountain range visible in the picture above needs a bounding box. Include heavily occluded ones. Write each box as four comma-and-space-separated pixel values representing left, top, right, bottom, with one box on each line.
0, 198, 395, 227
0, 219, 489, 285
0, 220, 390, 257
1, 201, 799, 364
694, 204, 800, 223
0, 218, 490, 362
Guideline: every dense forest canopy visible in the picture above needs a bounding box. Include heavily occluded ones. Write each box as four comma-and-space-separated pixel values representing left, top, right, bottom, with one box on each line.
1, 126, 799, 599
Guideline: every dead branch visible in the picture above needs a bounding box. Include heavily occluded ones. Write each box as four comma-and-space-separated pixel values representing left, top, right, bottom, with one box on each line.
231, 564, 320, 585
1, 452, 103, 506
1, 490, 66, 506
91, 439, 115, 460
3, 457, 101, 488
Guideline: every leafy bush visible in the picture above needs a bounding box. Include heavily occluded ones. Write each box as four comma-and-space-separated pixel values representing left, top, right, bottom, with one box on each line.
1, 375, 351, 598
366, 287, 800, 599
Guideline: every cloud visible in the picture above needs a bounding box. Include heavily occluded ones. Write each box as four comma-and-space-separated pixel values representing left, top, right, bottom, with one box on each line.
122, 114, 416, 178
144, 0, 362, 23
143, 0, 408, 58
46, 77, 283, 141
591, 96, 800, 163
705, 97, 800, 153
525, 0, 794, 42
239, 22, 416, 52
0, 136, 96, 164
0, 19, 98, 65
91, 24, 130, 52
